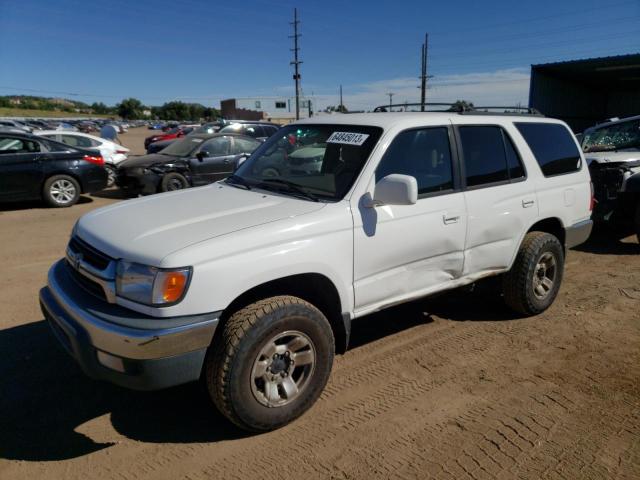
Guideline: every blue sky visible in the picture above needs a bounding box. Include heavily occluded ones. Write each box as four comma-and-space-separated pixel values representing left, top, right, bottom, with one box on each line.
0, 0, 638, 110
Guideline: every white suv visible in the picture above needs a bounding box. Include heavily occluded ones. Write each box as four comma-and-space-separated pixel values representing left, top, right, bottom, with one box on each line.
40, 111, 592, 431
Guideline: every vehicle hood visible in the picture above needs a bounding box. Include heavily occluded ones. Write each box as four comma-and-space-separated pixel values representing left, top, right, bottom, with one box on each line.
585, 151, 640, 164
118, 153, 182, 168
75, 183, 326, 266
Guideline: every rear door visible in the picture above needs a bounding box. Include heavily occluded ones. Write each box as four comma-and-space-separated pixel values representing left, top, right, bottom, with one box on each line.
189, 136, 234, 184
455, 124, 537, 275
0, 136, 45, 200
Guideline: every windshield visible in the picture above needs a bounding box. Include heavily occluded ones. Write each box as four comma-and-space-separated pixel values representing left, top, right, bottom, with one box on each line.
232, 124, 383, 200
159, 136, 206, 157
583, 119, 640, 152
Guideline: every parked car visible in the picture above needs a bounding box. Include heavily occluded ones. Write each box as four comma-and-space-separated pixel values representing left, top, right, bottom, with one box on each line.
35, 130, 129, 187
146, 124, 223, 153
144, 127, 191, 150
218, 122, 280, 141
117, 133, 260, 194
582, 114, 640, 242
148, 122, 165, 130
40, 111, 592, 432
0, 132, 107, 207
0, 119, 32, 133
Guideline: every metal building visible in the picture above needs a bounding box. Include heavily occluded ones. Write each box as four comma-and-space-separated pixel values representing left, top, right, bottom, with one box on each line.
529, 53, 640, 132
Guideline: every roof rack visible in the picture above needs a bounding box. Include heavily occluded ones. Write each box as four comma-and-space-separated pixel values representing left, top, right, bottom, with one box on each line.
373, 102, 471, 113
463, 106, 543, 116
372, 103, 544, 116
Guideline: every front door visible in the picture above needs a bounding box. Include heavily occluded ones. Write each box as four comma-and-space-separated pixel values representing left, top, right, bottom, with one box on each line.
0, 136, 44, 200
189, 136, 235, 184
352, 126, 467, 314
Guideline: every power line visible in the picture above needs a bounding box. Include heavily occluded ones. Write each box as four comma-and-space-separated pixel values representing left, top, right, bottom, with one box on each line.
289, 7, 302, 120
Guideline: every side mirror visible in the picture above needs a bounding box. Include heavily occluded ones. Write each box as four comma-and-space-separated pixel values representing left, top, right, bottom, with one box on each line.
196, 151, 209, 162
364, 174, 418, 207
232, 154, 248, 171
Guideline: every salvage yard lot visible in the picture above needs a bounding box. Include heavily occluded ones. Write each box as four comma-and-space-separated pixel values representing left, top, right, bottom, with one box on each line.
1, 129, 639, 479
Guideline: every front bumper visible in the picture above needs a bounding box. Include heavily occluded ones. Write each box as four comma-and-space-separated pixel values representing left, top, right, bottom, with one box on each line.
115, 169, 161, 195
40, 260, 220, 390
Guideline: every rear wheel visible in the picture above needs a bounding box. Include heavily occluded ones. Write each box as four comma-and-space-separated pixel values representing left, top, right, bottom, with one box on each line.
204, 296, 334, 432
43, 175, 80, 207
159, 172, 189, 192
105, 164, 117, 188
502, 232, 564, 315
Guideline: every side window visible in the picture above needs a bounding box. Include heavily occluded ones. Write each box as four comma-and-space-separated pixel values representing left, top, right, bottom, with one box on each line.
459, 126, 509, 187
265, 126, 278, 137
0, 137, 40, 154
515, 123, 581, 176
275, 101, 286, 109
504, 132, 525, 180
244, 126, 259, 138
232, 138, 260, 154
376, 127, 454, 195
201, 137, 230, 156
41, 139, 74, 152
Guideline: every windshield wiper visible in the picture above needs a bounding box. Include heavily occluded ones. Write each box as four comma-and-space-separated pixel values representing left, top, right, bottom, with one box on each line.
256, 178, 318, 202
225, 174, 252, 190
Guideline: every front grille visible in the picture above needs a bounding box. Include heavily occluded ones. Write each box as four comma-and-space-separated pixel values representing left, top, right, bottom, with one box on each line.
65, 260, 108, 301
68, 236, 112, 271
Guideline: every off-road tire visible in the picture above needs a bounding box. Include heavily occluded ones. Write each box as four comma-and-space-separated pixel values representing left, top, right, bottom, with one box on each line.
42, 175, 81, 207
502, 232, 564, 316
204, 296, 334, 432
159, 172, 189, 192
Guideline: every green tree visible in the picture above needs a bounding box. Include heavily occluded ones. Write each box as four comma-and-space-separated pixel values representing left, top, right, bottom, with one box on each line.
448, 100, 474, 112
91, 102, 110, 114
117, 97, 145, 119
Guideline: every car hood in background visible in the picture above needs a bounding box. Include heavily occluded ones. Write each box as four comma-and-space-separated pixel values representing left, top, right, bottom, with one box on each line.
76, 183, 325, 266
585, 150, 640, 164
118, 153, 183, 169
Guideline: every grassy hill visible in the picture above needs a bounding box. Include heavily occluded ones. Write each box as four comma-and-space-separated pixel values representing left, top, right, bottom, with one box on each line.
0, 107, 114, 118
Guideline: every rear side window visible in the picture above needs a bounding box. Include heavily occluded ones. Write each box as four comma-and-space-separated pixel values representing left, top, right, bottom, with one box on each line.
376, 127, 454, 195
458, 126, 525, 187
515, 123, 581, 176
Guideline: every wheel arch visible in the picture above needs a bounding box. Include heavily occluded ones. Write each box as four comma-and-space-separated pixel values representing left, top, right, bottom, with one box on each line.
218, 273, 349, 354
526, 217, 566, 247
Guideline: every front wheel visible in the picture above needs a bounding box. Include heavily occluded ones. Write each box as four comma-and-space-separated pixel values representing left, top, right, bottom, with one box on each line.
502, 232, 564, 315
204, 296, 334, 432
159, 172, 189, 192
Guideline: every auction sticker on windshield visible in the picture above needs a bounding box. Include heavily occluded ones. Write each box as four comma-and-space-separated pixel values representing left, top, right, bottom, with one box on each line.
327, 132, 370, 146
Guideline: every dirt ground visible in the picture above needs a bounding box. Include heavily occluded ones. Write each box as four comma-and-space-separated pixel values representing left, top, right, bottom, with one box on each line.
1, 127, 639, 479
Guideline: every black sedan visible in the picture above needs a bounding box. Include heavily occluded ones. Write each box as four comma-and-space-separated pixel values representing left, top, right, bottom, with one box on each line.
0, 132, 108, 207
116, 133, 261, 195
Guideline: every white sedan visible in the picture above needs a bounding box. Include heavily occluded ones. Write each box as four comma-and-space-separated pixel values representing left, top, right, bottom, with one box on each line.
36, 130, 129, 187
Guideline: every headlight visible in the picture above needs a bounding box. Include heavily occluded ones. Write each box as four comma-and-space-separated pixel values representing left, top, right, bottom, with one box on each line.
116, 260, 191, 306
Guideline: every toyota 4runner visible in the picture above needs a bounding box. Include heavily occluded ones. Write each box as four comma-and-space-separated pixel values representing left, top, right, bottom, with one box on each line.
40, 111, 593, 432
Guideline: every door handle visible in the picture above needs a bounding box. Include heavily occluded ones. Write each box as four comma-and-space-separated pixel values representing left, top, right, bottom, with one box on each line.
443, 214, 460, 225
522, 199, 535, 208
223, 159, 230, 164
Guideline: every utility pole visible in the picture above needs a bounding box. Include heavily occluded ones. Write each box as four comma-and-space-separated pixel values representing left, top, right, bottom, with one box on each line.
387, 92, 394, 110
339, 84, 343, 111
419, 33, 433, 111
289, 8, 302, 120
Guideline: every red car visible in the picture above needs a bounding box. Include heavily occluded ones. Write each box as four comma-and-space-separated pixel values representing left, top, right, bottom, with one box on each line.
144, 127, 191, 149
